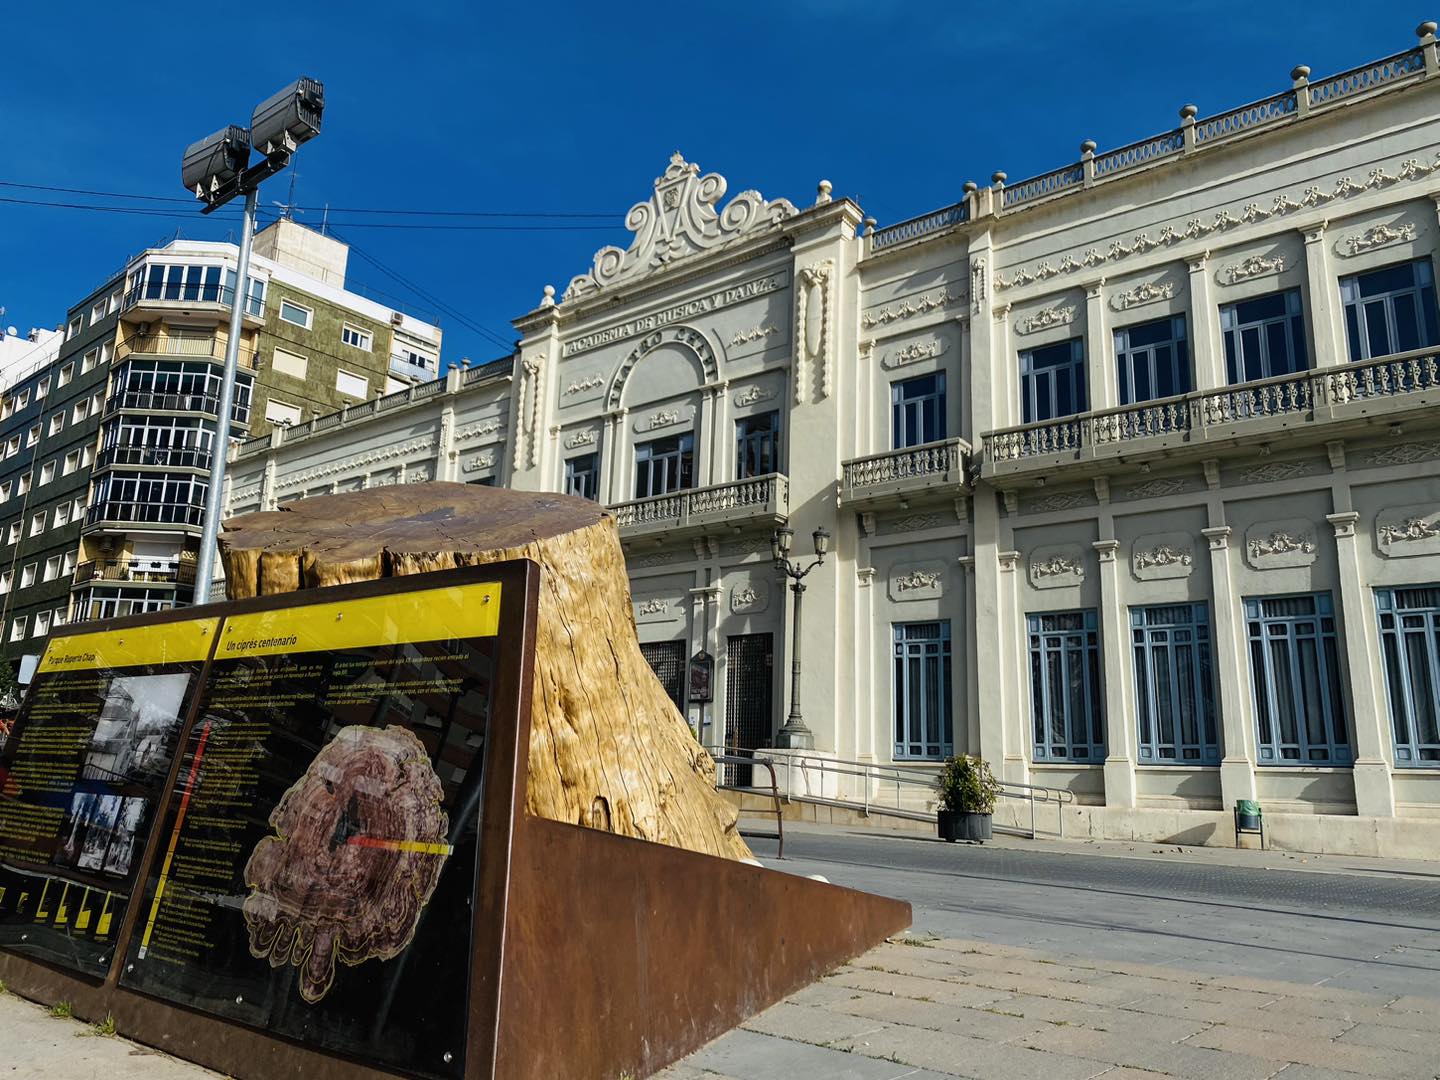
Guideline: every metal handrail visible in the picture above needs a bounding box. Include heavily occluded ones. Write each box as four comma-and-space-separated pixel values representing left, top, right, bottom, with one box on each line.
740, 748, 1076, 840
709, 751, 784, 858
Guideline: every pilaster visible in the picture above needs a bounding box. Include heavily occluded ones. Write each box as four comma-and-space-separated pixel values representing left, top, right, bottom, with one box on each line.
603, 408, 626, 503
697, 383, 717, 484
1327, 511, 1396, 817
1083, 280, 1114, 410
1186, 252, 1224, 389
1093, 539, 1136, 807
1203, 526, 1256, 808
1302, 224, 1344, 368
996, 546, 1028, 785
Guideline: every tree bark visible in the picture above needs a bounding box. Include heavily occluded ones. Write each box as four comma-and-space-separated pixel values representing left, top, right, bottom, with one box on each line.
218, 482, 751, 862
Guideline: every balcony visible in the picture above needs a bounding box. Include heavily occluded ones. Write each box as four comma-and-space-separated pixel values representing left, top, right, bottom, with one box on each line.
389, 353, 438, 383
84, 500, 205, 531
122, 281, 264, 328
609, 473, 789, 541
981, 348, 1440, 484
118, 332, 256, 369
96, 445, 213, 472
72, 558, 195, 588
840, 438, 973, 510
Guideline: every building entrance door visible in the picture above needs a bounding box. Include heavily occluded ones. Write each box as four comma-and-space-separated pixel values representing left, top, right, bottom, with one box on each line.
725, 633, 774, 787
639, 640, 687, 715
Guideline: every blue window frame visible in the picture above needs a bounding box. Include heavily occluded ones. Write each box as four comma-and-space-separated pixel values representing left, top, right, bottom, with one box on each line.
1246, 593, 1350, 765
1376, 585, 1440, 766
736, 410, 781, 478
1221, 289, 1308, 384
1115, 316, 1189, 405
1028, 610, 1104, 762
1020, 338, 1086, 423
1132, 603, 1219, 764
564, 452, 599, 501
893, 621, 953, 760
1340, 258, 1440, 361
891, 373, 946, 449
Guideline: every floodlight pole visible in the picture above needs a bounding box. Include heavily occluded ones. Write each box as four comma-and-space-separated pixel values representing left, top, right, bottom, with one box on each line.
191, 186, 257, 605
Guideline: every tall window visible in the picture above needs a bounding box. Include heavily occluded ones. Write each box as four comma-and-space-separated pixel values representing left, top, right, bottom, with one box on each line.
1028, 610, 1104, 762
1115, 316, 1189, 405
634, 432, 694, 499
893, 621, 953, 760
1019, 339, 1086, 423
1376, 586, 1440, 766
736, 410, 780, 478
1246, 593, 1350, 764
891, 373, 946, 448
1221, 289, 1308, 383
1340, 258, 1440, 361
565, 452, 600, 501
1132, 603, 1219, 764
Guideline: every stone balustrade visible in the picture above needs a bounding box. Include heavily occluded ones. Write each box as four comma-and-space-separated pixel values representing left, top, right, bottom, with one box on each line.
608, 473, 789, 539
840, 437, 972, 508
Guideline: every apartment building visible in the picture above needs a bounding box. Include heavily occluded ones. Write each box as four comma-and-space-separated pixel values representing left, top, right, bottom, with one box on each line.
231, 21, 1440, 857
0, 221, 442, 673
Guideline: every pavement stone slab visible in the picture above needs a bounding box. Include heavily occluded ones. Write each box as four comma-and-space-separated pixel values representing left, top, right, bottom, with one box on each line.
672, 1028, 958, 1080
1333, 1020, 1434, 1053
964, 994, 1213, 1043
827, 969, 1010, 1007
1185, 1023, 1440, 1079
740, 1001, 890, 1046
830, 1023, 1114, 1080
1019, 1024, 1286, 1080
820, 988, 1049, 1043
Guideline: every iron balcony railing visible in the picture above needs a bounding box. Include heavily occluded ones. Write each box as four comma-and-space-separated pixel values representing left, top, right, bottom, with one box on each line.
840, 437, 973, 505
73, 558, 195, 587
96, 445, 213, 471
84, 500, 206, 528
983, 347, 1440, 472
608, 473, 789, 536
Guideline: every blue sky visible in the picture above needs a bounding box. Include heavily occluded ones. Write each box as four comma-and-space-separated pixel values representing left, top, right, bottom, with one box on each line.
0, 1, 1430, 364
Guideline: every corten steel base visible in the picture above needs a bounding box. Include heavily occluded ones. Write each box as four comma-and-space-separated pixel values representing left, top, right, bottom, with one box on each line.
0, 563, 910, 1080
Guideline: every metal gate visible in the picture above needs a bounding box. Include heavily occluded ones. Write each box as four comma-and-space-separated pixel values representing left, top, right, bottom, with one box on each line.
639, 640, 687, 715
724, 633, 774, 786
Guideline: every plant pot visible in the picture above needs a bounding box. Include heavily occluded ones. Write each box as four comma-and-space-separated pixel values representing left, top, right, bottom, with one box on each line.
937, 810, 993, 843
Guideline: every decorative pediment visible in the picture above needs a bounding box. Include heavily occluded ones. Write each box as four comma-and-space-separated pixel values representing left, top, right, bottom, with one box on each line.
562, 153, 798, 302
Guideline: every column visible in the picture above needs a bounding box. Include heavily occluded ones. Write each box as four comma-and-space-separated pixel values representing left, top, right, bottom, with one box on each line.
855, 566, 875, 761
1203, 526, 1257, 809
1083, 280, 1114, 411
1187, 253, 1225, 390
958, 554, 979, 756
603, 408, 626, 504
997, 548, 1028, 785
972, 494, 1008, 771
1328, 511, 1396, 817
1093, 539, 1136, 807
1302, 225, 1344, 368
710, 382, 730, 483
697, 385, 717, 485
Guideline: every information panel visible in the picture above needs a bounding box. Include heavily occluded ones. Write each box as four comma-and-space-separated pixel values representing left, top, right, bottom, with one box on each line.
0, 619, 216, 975
120, 582, 501, 1080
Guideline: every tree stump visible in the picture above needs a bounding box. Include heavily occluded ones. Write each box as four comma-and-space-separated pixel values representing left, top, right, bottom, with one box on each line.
218, 482, 751, 862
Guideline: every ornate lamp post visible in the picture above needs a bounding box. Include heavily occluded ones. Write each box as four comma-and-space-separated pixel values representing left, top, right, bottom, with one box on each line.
771, 524, 830, 749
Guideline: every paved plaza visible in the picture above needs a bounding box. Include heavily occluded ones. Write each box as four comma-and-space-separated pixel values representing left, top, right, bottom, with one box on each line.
4, 824, 1438, 1079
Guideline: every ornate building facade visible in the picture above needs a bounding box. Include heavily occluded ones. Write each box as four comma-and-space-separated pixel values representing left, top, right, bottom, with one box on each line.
228, 22, 1440, 857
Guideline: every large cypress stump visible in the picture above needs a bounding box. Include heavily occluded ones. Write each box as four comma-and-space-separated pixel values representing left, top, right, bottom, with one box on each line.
218, 482, 751, 862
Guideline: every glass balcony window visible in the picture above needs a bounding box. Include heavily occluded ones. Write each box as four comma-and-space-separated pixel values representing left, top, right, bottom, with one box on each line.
1019, 339, 1086, 423
1222, 289, 1308, 383
1341, 258, 1440, 361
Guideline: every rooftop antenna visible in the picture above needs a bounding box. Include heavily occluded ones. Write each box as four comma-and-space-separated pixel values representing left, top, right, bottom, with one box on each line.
321, 202, 330, 235
273, 167, 303, 222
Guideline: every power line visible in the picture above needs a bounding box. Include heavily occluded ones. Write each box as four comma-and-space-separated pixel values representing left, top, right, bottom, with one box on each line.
0, 180, 617, 218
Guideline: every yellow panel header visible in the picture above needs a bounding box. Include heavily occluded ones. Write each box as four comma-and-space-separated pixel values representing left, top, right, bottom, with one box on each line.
40, 618, 221, 673
218, 581, 501, 658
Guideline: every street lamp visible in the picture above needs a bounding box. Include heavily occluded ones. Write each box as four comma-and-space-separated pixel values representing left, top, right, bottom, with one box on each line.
182, 78, 324, 604
771, 524, 830, 749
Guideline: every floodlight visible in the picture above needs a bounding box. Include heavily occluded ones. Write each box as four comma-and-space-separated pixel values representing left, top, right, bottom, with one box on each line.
182, 125, 251, 197
250, 77, 325, 157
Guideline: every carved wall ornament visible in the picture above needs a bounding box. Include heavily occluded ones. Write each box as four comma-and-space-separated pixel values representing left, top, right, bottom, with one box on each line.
1342, 222, 1418, 256
562, 374, 604, 396
1029, 546, 1085, 588
639, 598, 667, 614
729, 324, 780, 347
1123, 478, 1187, 500
1221, 254, 1287, 285
1240, 460, 1314, 483
514, 353, 544, 469
729, 581, 769, 613
887, 562, 947, 602
1376, 505, 1440, 557
881, 338, 949, 369
734, 384, 776, 407
1015, 304, 1077, 335
971, 256, 986, 316
455, 418, 502, 442
564, 428, 598, 449
1131, 532, 1195, 580
461, 451, 495, 473
562, 152, 797, 302
638, 407, 690, 432
1026, 491, 1093, 513
888, 513, 944, 533
794, 259, 834, 402
1110, 281, 1176, 310
723, 535, 773, 556
861, 287, 964, 329
632, 551, 676, 567
1364, 440, 1440, 466
277, 436, 438, 490
1244, 519, 1319, 569
608, 325, 718, 408
993, 151, 1440, 290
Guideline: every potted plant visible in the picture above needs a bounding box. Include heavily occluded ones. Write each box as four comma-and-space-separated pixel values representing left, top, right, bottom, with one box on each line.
936, 755, 1001, 842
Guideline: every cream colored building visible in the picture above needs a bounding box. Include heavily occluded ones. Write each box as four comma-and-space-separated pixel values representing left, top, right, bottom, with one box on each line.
227, 22, 1440, 858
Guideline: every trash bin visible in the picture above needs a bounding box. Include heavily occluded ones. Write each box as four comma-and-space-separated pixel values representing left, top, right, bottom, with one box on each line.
1235, 799, 1262, 832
